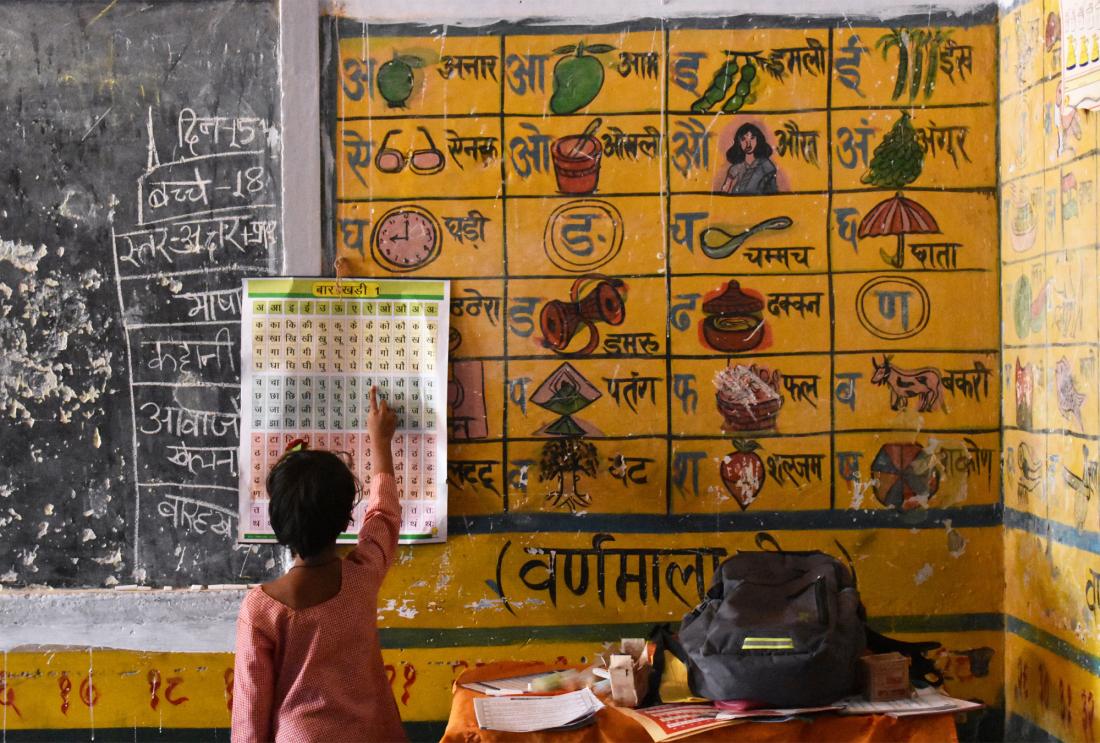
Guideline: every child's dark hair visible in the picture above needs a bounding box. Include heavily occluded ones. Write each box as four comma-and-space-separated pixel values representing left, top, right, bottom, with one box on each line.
266, 450, 358, 558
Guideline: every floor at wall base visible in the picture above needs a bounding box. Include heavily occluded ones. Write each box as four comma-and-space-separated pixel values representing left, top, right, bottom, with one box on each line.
0, 720, 446, 743
1, 714, 1009, 743
1004, 713, 1062, 743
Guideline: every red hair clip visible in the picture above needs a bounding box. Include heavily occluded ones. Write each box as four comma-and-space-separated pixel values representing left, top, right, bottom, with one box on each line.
285, 437, 309, 453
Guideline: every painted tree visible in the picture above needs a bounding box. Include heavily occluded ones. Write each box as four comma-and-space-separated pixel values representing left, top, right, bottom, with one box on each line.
530, 362, 603, 511
538, 437, 600, 512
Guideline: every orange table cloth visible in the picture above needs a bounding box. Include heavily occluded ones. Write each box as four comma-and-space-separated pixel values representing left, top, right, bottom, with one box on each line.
441, 661, 959, 743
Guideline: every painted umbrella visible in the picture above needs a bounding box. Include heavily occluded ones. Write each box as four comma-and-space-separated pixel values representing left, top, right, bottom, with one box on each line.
856, 192, 941, 268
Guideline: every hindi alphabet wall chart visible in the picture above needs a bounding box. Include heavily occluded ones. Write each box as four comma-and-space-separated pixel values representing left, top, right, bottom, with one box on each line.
238, 278, 450, 544
319, 12, 1003, 727
325, 20, 998, 522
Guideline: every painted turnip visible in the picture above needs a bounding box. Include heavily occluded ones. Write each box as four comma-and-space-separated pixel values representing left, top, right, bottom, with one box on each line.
720, 440, 764, 510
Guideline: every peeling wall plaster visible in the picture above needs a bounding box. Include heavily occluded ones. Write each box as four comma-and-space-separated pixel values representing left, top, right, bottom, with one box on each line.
0, 239, 112, 426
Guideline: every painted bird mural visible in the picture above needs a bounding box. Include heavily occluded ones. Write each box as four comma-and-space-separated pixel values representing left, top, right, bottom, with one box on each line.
1055, 357, 1086, 430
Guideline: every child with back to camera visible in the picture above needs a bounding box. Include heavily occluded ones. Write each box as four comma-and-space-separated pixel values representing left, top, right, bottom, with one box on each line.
232, 386, 408, 743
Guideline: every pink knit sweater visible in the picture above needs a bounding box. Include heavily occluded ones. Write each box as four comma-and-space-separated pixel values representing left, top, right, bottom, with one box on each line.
232, 473, 407, 742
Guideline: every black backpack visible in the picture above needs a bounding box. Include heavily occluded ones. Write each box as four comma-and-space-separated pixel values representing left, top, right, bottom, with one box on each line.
677, 534, 867, 707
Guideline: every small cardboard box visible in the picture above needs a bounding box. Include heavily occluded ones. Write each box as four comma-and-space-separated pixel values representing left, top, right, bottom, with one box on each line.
606, 639, 651, 708
861, 652, 911, 701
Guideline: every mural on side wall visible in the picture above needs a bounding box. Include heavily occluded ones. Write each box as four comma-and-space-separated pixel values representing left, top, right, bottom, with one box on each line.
1001, 0, 1100, 738
321, 12, 1002, 730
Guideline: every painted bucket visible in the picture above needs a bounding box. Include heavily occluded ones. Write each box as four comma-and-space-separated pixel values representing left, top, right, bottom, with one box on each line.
552, 135, 602, 194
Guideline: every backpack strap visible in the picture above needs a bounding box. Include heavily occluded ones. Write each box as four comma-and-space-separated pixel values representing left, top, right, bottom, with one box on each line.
865, 626, 945, 689
643, 623, 689, 706
833, 539, 858, 589
755, 532, 783, 551
682, 579, 723, 624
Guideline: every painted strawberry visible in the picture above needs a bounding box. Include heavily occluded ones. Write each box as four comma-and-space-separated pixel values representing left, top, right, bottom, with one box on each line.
720, 440, 765, 510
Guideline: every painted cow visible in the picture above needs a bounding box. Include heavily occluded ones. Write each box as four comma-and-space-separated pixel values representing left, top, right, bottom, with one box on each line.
870, 355, 945, 413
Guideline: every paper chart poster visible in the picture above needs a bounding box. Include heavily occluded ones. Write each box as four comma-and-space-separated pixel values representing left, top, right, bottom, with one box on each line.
238, 277, 450, 544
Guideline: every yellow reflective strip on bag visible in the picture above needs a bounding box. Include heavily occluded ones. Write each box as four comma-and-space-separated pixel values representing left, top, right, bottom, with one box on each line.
739, 638, 792, 647
741, 637, 795, 650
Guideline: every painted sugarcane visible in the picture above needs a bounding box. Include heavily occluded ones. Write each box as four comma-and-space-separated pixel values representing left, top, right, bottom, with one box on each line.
877, 29, 910, 100
924, 29, 949, 97
877, 27, 956, 101
909, 29, 926, 99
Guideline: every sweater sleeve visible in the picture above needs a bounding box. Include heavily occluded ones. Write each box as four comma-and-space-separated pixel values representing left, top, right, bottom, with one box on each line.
231, 602, 276, 743
348, 471, 401, 575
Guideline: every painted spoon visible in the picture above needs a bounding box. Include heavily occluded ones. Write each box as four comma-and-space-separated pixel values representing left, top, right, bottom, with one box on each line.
700, 216, 794, 259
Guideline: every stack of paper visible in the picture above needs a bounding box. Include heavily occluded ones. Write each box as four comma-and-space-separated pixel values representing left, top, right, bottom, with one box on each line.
473, 688, 604, 732
715, 703, 844, 720
461, 671, 558, 696
840, 686, 984, 717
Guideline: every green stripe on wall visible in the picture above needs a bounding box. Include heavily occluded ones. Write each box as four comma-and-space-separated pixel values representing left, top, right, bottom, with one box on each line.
1005, 507, 1100, 556
867, 612, 1004, 634
1007, 615, 1100, 678
377, 613, 1004, 649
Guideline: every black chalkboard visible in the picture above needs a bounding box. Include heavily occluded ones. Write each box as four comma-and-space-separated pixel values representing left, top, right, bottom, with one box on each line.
0, 0, 283, 586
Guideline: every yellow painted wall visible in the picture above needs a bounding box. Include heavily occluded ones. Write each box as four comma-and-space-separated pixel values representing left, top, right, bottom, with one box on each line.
1001, 0, 1100, 739
3, 11, 1012, 741
0, 632, 1005, 732
332, 13, 1002, 735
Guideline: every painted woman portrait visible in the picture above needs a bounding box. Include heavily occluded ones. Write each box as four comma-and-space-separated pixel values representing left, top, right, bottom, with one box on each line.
720, 123, 778, 195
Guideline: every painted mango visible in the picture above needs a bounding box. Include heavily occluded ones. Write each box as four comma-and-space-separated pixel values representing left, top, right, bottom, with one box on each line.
549, 42, 614, 114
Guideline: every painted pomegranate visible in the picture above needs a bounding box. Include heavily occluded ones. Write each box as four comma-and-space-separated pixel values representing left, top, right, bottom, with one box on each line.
720, 440, 765, 510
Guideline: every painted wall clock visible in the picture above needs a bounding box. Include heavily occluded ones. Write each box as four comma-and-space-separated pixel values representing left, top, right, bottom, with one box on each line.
370, 204, 442, 272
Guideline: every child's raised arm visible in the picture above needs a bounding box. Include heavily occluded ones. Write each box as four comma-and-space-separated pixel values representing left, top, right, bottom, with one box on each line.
350, 386, 400, 572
